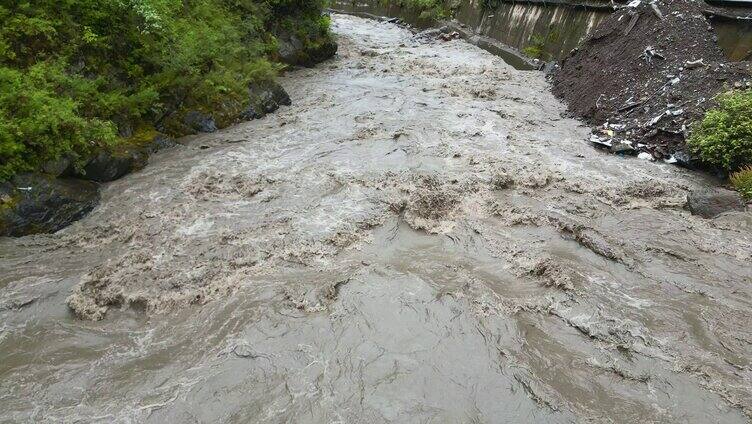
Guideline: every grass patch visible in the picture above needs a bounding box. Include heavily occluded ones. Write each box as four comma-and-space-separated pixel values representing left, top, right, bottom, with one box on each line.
730, 166, 752, 200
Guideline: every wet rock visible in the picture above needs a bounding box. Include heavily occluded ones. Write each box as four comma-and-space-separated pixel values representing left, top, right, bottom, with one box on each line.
666, 149, 703, 170
41, 157, 72, 177
73, 148, 148, 183
541, 60, 558, 75
415, 26, 452, 42
687, 189, 745, 218
240, 81, 292, 120
277, 32, 304, 64
144, 134, 178, 154
276, 31, 338, 67
610, 141, 637, 155
183, 111, 218, 133
0, 174, 99, 237
439, 31, 460, 42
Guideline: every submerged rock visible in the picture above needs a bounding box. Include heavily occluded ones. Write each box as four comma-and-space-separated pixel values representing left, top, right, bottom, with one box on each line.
0, 174, 99, 237
687, 188, 745, 218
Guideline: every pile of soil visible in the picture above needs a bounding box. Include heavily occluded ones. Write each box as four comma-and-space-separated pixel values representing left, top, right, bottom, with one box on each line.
552, 0, 752, 162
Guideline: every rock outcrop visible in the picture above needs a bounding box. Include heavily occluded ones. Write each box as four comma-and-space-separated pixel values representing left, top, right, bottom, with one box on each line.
240, 80, 293, 120
0, 174, 100, 237
276, 31, 338, 67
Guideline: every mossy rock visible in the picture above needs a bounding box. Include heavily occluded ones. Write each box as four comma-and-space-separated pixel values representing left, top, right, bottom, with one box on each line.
71, 128, 175, 183
276, 32, 338, 67
71, 148, 148, 183
239, 80, 292, 121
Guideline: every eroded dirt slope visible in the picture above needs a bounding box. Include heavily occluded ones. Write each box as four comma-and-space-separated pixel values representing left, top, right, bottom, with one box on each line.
1, 14, 751, 423
552, 0, 752, 159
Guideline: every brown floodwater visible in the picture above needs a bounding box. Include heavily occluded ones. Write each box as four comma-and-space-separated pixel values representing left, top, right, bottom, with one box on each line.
1, 14, 751, 423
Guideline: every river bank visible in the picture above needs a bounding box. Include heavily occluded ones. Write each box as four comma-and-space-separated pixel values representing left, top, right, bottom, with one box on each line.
0, 1, 336, 237
333, 0, 752, 177
1, 14, 751, 422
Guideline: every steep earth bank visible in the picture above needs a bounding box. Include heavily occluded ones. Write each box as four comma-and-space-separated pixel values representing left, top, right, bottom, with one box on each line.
1, 14, 751, 423
552, 0, 752, 163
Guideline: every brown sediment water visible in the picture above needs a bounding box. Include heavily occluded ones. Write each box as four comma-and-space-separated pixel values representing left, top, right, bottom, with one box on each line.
1, 14, 751, 423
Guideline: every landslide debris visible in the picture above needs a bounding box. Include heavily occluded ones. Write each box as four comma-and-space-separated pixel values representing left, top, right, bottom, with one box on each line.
552, 0, 752, 162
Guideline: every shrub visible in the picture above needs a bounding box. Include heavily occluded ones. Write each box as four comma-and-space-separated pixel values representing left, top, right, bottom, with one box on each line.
730, 166, 752, 200
522, 35, 546, 60
391, 0, 453, 20
522, 28, 559, 60
0, 0, 331, 181
688, 89, 752, 172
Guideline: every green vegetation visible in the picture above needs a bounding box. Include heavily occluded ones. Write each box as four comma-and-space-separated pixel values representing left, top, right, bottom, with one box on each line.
522, 28, 559, 60
688, 89, 752, 173
730, 166, 752, 200
523, 35, 546, 60
382, 0, 459, 21
406, 0, 448, 19
0, 0, 331, 181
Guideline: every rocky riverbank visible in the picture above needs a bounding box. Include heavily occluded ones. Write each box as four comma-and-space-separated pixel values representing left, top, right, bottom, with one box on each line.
0, 39, 336, 237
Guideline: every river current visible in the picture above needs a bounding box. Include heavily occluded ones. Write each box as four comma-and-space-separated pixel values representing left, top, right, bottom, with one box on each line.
1, 14, 751, 423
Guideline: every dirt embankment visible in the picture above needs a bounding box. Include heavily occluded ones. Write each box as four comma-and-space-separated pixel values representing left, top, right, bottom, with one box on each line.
552, 0, 752, 162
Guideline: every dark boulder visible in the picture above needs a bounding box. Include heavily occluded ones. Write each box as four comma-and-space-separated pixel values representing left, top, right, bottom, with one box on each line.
72, 148, 148, 183
687, 188, 746, 218
277, 33, 305, 65
610, 141, 637, 155
0, 174, 99, 237
183, 111, 218, 133
240, 80, 292, 120
276, 32, 337, 68
41, 157, 73, 177
144, 134, 178, 154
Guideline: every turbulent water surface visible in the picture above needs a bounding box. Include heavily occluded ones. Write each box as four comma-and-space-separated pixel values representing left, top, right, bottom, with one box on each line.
2, 14, 752, 423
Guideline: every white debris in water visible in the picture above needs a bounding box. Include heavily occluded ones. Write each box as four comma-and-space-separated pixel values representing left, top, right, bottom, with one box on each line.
637, 152, 653, 161
589, 134, 612, 147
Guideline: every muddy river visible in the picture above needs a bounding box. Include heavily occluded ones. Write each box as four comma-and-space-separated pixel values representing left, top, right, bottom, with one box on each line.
2, 14, 752, 423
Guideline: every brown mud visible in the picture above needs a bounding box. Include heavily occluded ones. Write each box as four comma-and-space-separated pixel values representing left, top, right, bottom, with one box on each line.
552, 0, 752, 160
1, 13, 751, 423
